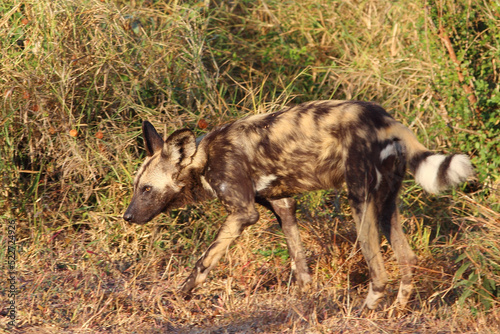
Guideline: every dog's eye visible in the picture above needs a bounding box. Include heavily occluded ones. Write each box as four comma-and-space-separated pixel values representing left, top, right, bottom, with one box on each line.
143, 186, 152, 193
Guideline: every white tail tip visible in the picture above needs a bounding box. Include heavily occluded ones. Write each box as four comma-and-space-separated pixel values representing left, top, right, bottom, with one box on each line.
415, 154, 474, 194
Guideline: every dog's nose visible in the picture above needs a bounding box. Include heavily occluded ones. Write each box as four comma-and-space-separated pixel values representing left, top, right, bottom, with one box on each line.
123, 212, 133, 222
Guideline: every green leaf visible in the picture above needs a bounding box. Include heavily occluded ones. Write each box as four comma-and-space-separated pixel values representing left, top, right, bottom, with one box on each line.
455, 262, 471, 280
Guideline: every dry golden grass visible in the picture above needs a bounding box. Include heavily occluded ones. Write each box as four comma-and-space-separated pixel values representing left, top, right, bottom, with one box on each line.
1, 0, 499, 332
3, 202, 500, 333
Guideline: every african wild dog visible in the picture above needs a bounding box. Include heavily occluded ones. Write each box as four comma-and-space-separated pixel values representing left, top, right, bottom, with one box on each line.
123, 100, 474, 309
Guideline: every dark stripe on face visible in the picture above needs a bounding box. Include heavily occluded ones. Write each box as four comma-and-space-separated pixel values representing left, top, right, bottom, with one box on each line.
134, 158, 154, 190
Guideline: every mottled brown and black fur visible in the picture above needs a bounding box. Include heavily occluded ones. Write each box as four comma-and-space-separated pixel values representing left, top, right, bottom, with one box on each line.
124, 100, 474, 309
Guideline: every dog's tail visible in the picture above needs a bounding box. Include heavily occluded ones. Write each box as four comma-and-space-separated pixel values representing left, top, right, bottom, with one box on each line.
381, 121, 474, 194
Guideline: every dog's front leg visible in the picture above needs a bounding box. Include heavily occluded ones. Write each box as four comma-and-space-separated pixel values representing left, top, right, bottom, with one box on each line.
259, 197, 312, 287
180, 206, 259, 294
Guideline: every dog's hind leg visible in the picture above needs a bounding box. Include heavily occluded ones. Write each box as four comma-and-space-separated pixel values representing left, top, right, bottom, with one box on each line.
346, 150, 389, 309
350, 194, 389, 310
380, 205, 417, 308
377, 146, 417, 309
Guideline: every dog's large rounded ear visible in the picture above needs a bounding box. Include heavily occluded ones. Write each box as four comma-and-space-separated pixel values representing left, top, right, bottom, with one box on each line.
142, 121, 164, 156
164, 129, 197, 167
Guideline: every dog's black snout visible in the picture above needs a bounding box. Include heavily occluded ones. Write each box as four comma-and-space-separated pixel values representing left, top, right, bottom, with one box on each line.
123, 211, 133, 222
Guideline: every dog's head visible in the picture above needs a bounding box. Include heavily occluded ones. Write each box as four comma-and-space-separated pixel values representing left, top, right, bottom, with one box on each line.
123, 121, 197, 224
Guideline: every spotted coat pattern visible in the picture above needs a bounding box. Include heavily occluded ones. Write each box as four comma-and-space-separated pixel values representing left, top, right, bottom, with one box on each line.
123, 100, 474, 309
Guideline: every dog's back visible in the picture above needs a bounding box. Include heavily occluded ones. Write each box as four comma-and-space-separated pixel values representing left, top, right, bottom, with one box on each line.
199, 100, 471, 199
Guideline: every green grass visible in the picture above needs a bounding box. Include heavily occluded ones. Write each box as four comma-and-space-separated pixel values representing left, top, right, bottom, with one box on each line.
1, 0, 499, 332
